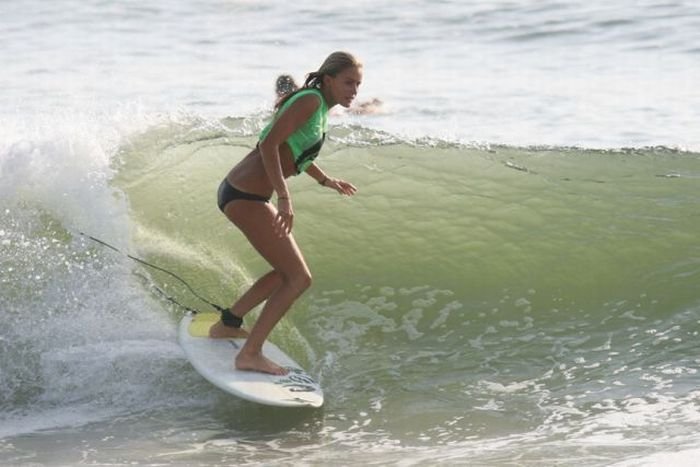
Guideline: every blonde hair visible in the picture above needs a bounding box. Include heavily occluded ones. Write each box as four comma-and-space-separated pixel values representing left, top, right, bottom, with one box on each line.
303, 51, 362, 88
275, 51, 362, 109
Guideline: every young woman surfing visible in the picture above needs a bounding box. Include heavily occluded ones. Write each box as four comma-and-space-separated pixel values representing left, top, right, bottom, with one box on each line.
209, 51, 362, 375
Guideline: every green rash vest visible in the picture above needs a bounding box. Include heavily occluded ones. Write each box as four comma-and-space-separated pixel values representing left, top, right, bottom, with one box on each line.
259, 88, 329, 174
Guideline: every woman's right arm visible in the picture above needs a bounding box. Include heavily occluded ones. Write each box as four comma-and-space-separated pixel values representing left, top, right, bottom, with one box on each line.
258, 93, 321, 236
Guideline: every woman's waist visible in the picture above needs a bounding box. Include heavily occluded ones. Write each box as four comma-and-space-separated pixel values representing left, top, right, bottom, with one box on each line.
227, 153, 295, 194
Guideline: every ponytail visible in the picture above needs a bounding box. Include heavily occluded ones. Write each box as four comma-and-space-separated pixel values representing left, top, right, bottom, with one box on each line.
303, 71, 324, 89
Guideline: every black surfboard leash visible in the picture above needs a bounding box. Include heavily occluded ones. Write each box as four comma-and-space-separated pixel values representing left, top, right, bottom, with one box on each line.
78, 232, 227, 315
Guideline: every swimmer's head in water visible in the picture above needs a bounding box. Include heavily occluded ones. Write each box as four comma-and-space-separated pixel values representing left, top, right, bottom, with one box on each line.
275, 74, 298, 97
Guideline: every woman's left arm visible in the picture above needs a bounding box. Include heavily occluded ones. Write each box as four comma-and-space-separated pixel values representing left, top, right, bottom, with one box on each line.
306, 163, 358, 196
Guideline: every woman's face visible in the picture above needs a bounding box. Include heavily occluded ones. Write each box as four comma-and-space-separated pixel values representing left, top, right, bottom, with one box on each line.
325, 66, 363, 108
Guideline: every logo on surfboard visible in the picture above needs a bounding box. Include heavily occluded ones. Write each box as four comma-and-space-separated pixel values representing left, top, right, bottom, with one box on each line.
277, 367, 318, 393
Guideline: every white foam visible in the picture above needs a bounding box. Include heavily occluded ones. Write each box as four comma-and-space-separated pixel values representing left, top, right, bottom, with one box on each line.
0, 404, 121, 439
0, 106, 163, 242
610, 447, 700, 467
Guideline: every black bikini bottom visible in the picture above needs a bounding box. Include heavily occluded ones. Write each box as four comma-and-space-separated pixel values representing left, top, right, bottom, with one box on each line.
217, 178, 270, 212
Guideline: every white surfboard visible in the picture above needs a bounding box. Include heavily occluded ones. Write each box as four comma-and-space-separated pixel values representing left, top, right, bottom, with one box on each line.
178, 312, 323, 408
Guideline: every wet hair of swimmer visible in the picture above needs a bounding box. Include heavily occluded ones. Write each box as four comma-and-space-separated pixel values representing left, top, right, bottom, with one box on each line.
275, 74, 298, 97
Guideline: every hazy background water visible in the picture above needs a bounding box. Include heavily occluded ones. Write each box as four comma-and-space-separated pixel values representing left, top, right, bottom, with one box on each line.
2, 0, 699, 149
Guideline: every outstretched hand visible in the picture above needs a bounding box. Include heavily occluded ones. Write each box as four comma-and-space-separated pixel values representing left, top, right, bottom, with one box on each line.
324, 178, 357, 196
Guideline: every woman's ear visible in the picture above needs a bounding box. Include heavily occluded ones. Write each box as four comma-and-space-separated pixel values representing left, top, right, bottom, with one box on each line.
322, 74, 332, 87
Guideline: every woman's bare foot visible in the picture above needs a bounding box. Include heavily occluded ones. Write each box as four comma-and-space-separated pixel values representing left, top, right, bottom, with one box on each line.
208, 320, 249, 338
235, 352, 288, 376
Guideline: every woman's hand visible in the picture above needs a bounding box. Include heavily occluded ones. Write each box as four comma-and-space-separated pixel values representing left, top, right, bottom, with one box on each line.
274, 197, 294, 237
324, 178, 357, 196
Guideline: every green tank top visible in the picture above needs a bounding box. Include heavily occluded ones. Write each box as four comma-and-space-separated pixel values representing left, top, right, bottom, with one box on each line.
259, 88, 328, 174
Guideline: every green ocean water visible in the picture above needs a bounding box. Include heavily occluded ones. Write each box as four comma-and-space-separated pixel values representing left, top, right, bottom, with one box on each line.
117, 119, 700, 308
2, 117, 700, 465
119, 119, 700, 457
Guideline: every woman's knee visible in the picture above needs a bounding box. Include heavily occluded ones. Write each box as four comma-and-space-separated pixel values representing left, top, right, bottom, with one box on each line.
282, 268, 312, 293
299, 269, 313, 291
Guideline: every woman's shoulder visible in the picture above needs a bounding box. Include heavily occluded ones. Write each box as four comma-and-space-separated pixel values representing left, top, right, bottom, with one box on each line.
278, 88, 324, 116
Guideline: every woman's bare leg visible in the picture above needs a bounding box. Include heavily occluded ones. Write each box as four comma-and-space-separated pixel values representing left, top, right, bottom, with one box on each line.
209, 270, 282, 338
222, 200, 312, 375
